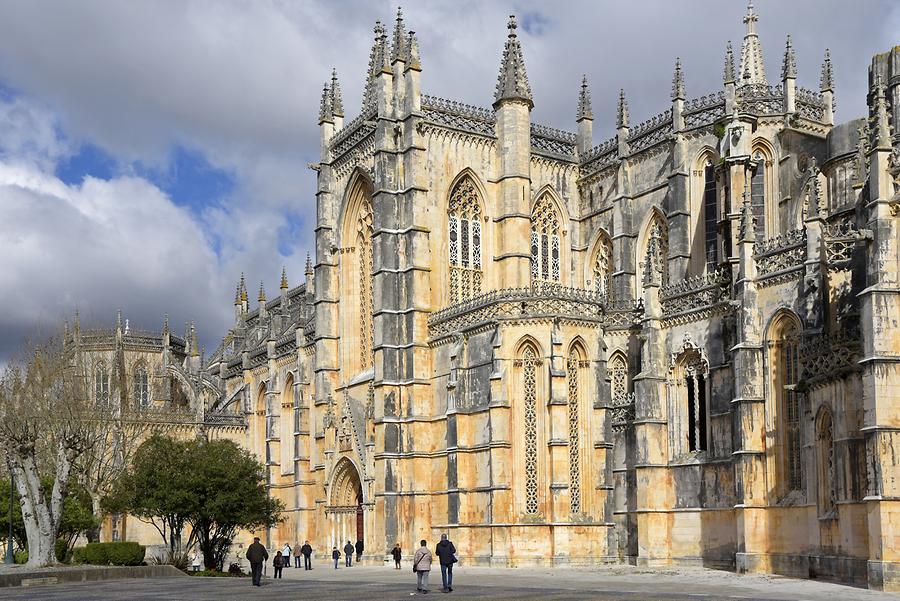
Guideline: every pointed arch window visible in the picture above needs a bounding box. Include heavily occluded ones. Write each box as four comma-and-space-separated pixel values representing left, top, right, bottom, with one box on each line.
448, 176, 483, 303
702, 161, 718, 271
770, 315, 802, 493
531, 194, 561, 283
816, 407, 836, 517
591, 232, 613, 296
566, 347, 587, 514
750, 150, 767, 238
610, 354, 628, 402
133, 367, 149, 409
639, 213, 669, 296
95, 363, 110, 407
668, 340, 708, 456
356, 197, 374, 371
515, 345, 540, 514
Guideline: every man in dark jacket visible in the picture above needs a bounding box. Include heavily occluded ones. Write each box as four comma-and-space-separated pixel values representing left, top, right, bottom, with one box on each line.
246, 537, 269, 586
301, 540, 313, 570
355, 539, 364, 562
343, 541, 354, 567
435, 533, 457, 593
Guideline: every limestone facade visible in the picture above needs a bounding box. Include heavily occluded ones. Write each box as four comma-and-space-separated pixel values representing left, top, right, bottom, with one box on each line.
70, 2, 900, 591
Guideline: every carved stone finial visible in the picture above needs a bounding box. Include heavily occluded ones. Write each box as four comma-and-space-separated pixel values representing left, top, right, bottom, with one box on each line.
739, 177, 757, 242
361, 21, 387, 109
672, 57, 685, 101
239, 272, 248, 303
781, 35, 796, 80
391, 7, 408, 63
258, 281, 266, 303
739, 0, 767, 85
330, 69, 344, 118
820, 49, 834, 92
617, 88, 629, 128
576, 74, 592, 121
871, 76, 892, 149
406, 30, 421, 70
493, 14, 533, 108
305, 252, 313, 275
318, 82, 332, 124
724, 41, 736, 84
281, 266, 288, 290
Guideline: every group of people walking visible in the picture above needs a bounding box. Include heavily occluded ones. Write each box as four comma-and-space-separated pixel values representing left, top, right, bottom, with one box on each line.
244, 534, 459, 594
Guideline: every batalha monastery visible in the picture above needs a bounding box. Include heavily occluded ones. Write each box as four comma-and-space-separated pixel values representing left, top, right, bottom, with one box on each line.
63, 2, 900, 591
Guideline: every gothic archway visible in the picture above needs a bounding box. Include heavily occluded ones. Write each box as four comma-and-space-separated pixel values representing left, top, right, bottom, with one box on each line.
327, 458, 364, 547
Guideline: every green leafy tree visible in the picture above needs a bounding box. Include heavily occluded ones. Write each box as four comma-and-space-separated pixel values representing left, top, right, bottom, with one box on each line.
186, 439, 283, 571
103, 434, 194, 555
0, 478, 27, 552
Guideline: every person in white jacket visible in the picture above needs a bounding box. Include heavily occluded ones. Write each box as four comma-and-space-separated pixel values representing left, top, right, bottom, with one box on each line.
412, 540, 433, 594
281, 543, 292, 568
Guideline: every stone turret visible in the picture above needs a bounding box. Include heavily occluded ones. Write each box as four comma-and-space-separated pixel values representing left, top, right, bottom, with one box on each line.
739, 1, 766, 85
493, 15, 533, 288
820, 49, 834, 125
781, 35, 796, 114
576, 75, 593, 155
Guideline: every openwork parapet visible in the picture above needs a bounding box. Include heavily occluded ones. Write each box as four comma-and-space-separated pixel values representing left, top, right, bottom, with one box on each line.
531, 123, 577, 160
754, 228, 806, 278
683, 92, 726, 129
800, 326, 861, 387
330, 108, 377, 159
610, 392, 636, 433
580, 136, 618, 176
737, 83, 784, 116
660, 268, 731, 319
428, 283, 609, 339
824, 222, 866, 271
796, 87, 826, 122
421, 94, 495, 137
628, 109, 673, 153
204, 412, 247, 427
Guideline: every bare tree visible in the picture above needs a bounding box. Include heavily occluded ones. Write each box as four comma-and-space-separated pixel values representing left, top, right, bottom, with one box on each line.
0, 333, 119, 567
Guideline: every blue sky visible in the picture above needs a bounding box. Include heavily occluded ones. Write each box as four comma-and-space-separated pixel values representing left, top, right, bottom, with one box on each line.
0, 0, 897, 360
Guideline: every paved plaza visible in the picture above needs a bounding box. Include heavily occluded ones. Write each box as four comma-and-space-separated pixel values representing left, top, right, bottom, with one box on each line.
1, 564, 898, 601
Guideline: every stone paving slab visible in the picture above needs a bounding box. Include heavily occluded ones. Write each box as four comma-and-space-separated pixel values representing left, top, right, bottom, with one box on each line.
0, 565, 897, 601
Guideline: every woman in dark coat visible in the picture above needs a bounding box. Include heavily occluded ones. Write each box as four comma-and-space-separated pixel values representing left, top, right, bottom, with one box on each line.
391, 543, 402, 569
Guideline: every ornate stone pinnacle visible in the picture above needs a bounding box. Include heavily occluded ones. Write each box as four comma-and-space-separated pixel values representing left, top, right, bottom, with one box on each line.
406, 30, 421, 70
672, 58, 685, 101
739, 0, 766, 85
163, 313, 169, 335
362, 21, 385, 109
781, 35, 796, 80
305, 252, 313, 274
493, 14, 533, 108
281, 266, 288, 290
190, 322, 200, 357
617, 89, 629, 128
330, 69, 344, 118
318, 82, 332, 124
234, 283, 241, 305
391, 6, 408, 63
724, 41, 735, 84
872, 76, 892, 148
258, 281, 266, 303
577, 75, 592, 121
820, 49, 834, 92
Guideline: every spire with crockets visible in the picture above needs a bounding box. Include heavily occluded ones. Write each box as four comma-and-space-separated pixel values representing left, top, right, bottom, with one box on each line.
672, 58, 685, 101
739, 1, 766, 85
781, 35, 796, 80
362, 21, 388, 110
576, 75, 592, 121
820, 49, 834, 92
493, 15, 532, 109
617, 89, 629, 128
724, 41, 736, 84
391, 7, 407, 64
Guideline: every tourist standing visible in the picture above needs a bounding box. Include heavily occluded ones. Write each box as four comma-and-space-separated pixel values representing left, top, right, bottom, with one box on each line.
343, 541, 354, 567
412, 539, 432, 594
391, 543, 402, 569
355, 539, 364, 563
281, 543, 292, 568
435, 533, 458, 593
301, 540, 314, 570
332, 546, 340, 569
246, 536, 269, 587
273, 551, 285, 579
191, 547, 202, 572
293, 541, 303, 568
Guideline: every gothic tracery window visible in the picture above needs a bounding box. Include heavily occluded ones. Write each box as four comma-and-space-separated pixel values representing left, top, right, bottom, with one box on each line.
356, 196, 374, 371
770, 314, 802, 493
517, 345, 540, 515
639, 212, 668, 297
448, 176, 483, 303
750, 151, 767, 238
591, 231, 613, 296
610, 354, 628, 402
530, 194, 561, 283
668, 341, 708, 456
566, 347, 586, 514
702, 162, 718, 271
95, 363, 110, 407
133, 367, 149, 409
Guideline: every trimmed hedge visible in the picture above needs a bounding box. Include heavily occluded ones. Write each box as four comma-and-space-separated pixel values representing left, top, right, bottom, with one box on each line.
73, 542, 145, 566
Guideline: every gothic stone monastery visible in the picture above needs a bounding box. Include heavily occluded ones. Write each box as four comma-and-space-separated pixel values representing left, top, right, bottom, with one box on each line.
66, 2, 900, 591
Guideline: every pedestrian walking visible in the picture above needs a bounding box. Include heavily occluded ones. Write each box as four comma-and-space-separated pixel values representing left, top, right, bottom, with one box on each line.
332, 546, 340, 569
412, 539, 433, 594
293, 541, 303, 568
273, 551, 285, 579
281, 543, 292, 567
246, 536, 269, 587
355, 539, 364, 562
435, 533, 458, 593
391, 543, 402, 569
301, 540, 314, 570
343, 541, 354, 567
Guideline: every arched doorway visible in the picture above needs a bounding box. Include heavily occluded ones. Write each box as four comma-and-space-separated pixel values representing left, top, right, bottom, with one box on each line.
327, 458, 364, 547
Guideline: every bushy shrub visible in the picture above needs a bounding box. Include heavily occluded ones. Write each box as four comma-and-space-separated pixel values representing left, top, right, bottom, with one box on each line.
14, 550, 28, 564
150, 549, 189, 571
55, 538, 71, 563
73, 542, 145, 566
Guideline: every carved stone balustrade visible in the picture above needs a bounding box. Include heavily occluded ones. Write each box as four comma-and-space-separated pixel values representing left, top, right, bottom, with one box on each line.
660, 268, 732, 323
753, 228, 806, 281
610, 392, 636, 433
